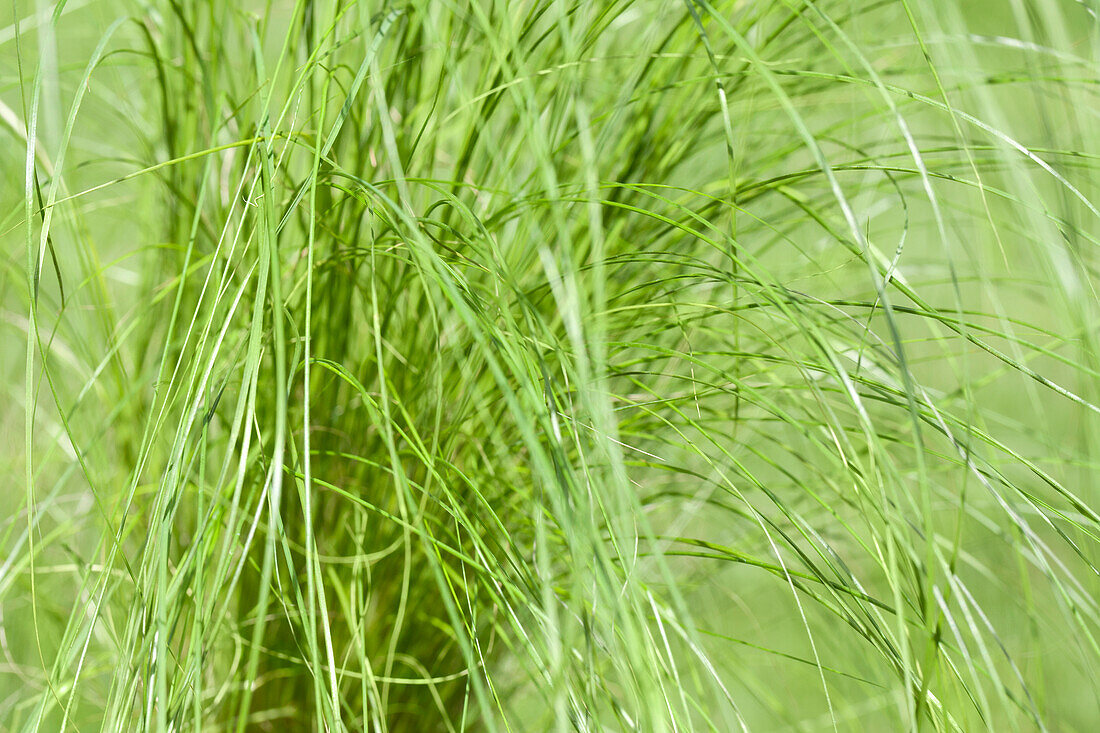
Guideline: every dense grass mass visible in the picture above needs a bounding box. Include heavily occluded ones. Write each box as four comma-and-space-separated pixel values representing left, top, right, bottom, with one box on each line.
3, 0, 1100, 729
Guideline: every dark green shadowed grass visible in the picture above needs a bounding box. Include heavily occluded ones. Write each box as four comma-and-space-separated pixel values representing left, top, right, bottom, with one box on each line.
2, 0, 1100, 730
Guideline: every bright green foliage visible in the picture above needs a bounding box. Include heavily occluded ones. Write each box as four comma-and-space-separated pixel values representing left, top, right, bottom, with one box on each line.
2, 0, 1100, 730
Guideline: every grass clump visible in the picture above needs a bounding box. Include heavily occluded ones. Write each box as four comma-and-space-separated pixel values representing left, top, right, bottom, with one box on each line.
3, 0, 1100, 730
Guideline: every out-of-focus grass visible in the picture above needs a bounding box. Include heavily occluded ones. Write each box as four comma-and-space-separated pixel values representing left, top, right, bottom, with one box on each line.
2, 0, 1100, 730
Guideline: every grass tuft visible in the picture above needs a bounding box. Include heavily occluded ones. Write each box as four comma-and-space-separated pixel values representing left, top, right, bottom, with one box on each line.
3, 0, 1100, 730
